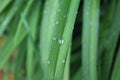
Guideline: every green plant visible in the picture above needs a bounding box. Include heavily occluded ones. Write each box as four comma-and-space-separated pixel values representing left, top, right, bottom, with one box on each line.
0, 0, 120, 80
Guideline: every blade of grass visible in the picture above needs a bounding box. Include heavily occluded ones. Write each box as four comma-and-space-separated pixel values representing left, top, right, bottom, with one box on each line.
100, 0, 120, 79
98, 0, 117, 57
111, 46, 120, 80
0, 0, 11, 13
55, 0, 80, 79
40, 0, 80, 79
13, 43, 26, 80
98, 1, 117, 79
0, 0, 34, 69
63, 43, 71, 80
82, 0, 100, 80
72, 67, 82, 80
40, 0, 62, 79
23, 1, 40, 80
0, 0, 24, 36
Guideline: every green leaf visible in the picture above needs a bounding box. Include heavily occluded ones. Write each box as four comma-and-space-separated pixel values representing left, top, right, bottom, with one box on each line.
82, 0, 100, 80
0, 0, 24, 36
40, 0, 80, 79
111, 47, 120, 80
0, 0, 11, 13
100, 0, 120, 79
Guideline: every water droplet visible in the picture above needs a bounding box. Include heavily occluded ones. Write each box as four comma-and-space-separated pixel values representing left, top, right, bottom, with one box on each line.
56, 21, 59, 24
75, 11, 78, 15
62, 60, 65, 64
58, 39, 64, 45
72, 27, 74, 30
52, 37, 56, 41
64, 15, 66, 18
64, 13, 68, 18
58, 9, 61, 12
48, 60, 51, 64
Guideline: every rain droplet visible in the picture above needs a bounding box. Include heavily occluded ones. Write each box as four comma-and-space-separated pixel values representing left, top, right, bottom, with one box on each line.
64, 15, 66, 18
48, 60, 51, 64
52, 37, 57, 41
58, 39, 64, 45
75, 11, 78, 15
58, 9, 61, 12
62, 60, 65, 64
72, 27, 74, 30
56, 21, 59, 25
64, 13, 68, 18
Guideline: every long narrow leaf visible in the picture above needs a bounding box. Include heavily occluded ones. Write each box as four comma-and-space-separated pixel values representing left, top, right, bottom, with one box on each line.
82, 0, 100, 80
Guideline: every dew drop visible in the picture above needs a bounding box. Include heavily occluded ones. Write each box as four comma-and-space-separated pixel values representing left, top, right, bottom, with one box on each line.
58, 9, 61, 12
64, 13, 68, 18
75, 11, 78, 15
56, 21, 59, 25
48, 60, 51, 64
62, 60, 65, 64
64, 15, 66, 18
58, 39, 64, 45
72, 27, 74, 30
52, 37, 57, 41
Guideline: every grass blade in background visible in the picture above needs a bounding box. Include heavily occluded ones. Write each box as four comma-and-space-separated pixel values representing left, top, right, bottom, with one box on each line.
98, 1, 117, 79
0, 0, 11, 13
0, 0, 120, 80
63, 44, 71, 80
0, 0, 24, 36
82, 0, 100, 80
101, 0, 120, 79
0, 0, 33, 69
13, 44, 26, 80
25, 1, 41, 80
111, 46, 120, 80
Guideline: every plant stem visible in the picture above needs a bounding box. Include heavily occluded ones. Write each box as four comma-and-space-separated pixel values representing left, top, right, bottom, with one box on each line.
82, 0, 100, 80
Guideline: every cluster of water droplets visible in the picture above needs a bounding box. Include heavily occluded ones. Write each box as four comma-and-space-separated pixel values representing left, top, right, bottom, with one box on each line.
58, 39, 64, 45
52, 36, 64, 45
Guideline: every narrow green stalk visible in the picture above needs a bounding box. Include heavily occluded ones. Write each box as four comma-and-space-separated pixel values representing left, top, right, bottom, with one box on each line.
101, 0, 120, 79
14, 0, 34, 42
0, 0, 23, 36
3, 65, 9, 80
55, 0, 80, 79
0, 0, 11, 13
25, 2, 40, 80
13, 42, 26, 80
72, 67, 82, 80
82, 0, 100, 80
98, 0, 117, 79
0, 0, 33, 69
111, 47, 120, 80
63, 44, 71, 80
40, 0, 80, 79
40, 0, 60, 79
